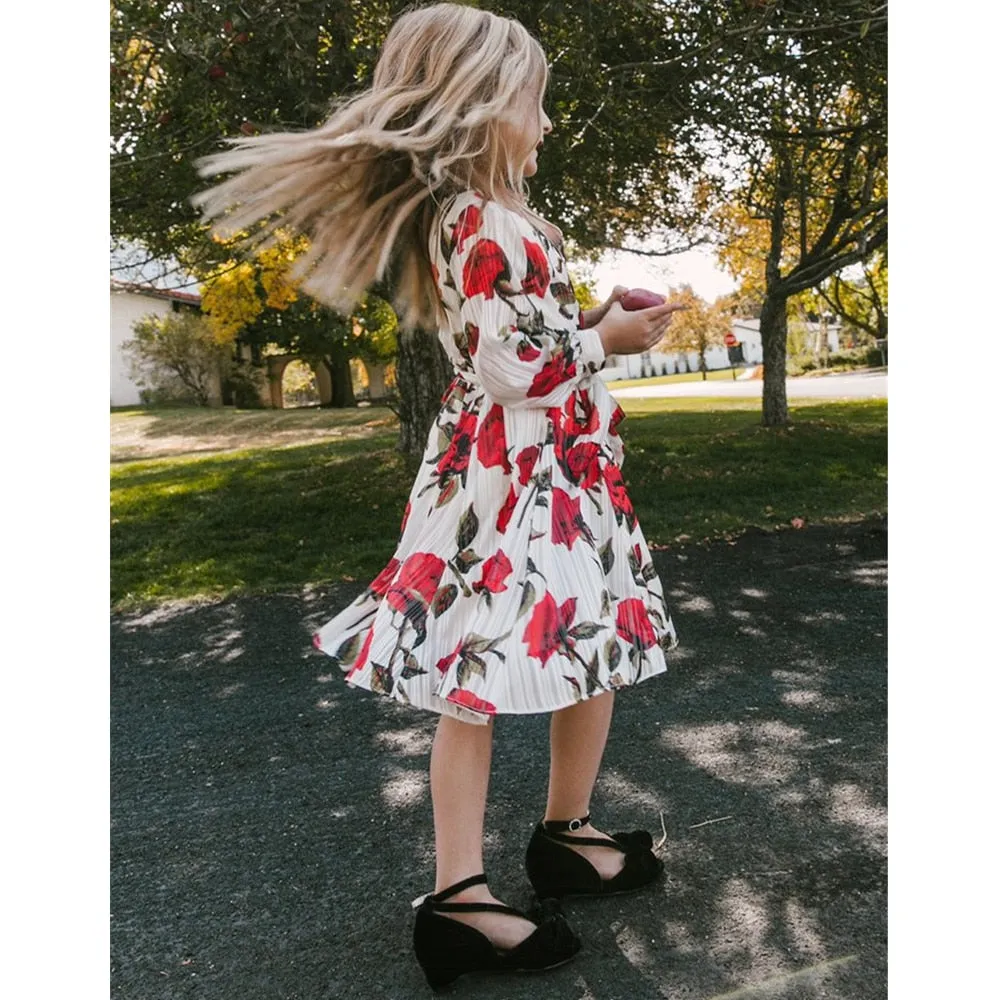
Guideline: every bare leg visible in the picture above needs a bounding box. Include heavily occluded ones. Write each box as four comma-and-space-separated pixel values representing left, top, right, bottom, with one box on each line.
429, 714, 536, 950
543, 690, 626, 879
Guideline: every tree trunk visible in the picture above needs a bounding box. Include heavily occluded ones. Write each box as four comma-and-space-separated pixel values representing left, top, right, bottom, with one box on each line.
321, 352, 356, 408
395, 326, 453, 458
760, 291, 790, 427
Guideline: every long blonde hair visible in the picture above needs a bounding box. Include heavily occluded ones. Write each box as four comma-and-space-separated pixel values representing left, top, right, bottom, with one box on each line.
191, 1, 553, 331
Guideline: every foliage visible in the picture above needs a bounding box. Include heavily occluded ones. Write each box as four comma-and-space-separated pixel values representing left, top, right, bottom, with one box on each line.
281, 359, 321, 408
661, 284, 731, 370
122, 311, 255, 406
111, 0, 886, 431
195, 232, 399, 406
817, 247, 888, 340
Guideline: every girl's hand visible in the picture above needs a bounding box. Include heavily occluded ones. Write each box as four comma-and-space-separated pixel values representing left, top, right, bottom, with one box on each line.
580, 285, 629, 329
594, 300, 688, 357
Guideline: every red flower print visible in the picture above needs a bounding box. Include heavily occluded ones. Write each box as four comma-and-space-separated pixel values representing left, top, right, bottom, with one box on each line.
345, 627, 374, 680
523, 592, 578, 667
616, 598, 657, 650
473, 550, 513, 595
386, 552, 447, 615
515, 445, 540, 486
453, 204, 482, 254
436, 640, 463, 675
517, 340, 541, 362
446, 688, 497, 716
496, 484, 517, 534
400, 501, 412, 536
528, 353, 577, 398
436, 410, 478, 479
522, 238, 551, 297
551, 487, 584, 550
462, 238, 509, 299
610, 404, 626, 438
476, 403, 511, 472
564, 389, 599, 436
603, 462, 636, 530
467, 323, 480, 356
312, 633, 322, 650
369, 557, 400, 597
565, 441, 602, 489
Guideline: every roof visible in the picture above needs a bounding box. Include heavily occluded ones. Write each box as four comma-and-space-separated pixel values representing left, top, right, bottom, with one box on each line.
110, 278, 202, 306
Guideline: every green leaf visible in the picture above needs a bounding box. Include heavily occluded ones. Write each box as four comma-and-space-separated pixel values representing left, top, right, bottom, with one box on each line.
518, 579, 536, 619
334, 632, 361, 666
436, 477, 459, 508
457, 503, 479, 551
605, 637, 622, 672
599, 539, 615, 575
431, 584, 459, 617
569, 621, 605, 640
401, 652, 427, 679
453, 547, 482, 574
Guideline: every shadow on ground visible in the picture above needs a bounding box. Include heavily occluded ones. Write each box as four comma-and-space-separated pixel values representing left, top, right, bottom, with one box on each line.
111, 520, 886, 1000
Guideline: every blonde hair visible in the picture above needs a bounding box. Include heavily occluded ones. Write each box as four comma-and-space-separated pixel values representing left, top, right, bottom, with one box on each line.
191, 1, 553, 331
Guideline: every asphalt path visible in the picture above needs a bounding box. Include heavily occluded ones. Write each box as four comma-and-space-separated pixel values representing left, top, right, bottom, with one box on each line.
609, 371, 887, 400
111, 520, 887, 1000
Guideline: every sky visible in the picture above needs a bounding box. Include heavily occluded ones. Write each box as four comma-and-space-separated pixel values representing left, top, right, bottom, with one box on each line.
589, 244, 738, 305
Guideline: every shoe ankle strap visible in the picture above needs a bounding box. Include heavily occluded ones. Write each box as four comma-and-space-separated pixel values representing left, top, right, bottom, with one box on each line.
430, 872, 488, 901
542, 813, 591, 832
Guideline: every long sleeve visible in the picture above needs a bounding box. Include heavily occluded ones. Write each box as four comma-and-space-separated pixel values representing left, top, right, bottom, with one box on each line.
442, 196, 606, 409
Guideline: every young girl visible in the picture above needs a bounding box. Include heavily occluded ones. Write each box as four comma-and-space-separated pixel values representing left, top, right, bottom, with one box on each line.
194, 2, 681, 989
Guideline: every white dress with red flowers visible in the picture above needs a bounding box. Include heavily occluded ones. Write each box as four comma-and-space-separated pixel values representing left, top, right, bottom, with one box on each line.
312, 189, 677, 725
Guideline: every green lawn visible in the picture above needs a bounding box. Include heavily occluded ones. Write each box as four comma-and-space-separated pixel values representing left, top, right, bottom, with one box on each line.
110, 398, 886, 610
606, 368, 751, 390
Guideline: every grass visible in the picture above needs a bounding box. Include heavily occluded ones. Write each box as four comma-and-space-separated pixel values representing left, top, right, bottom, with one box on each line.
110, 397, 886, 610
607, 368, 751, 391
111, 404, 397, 462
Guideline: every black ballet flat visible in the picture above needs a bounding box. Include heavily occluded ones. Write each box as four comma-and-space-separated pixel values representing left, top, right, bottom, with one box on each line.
411, 872, 581, 992
525, 813, 664, 900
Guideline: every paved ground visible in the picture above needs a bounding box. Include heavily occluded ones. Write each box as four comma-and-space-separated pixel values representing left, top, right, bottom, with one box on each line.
111, 519, 887, 1000
609, 371, 887, 400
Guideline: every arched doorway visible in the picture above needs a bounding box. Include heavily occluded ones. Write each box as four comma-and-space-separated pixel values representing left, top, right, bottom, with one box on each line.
281, 359, 320, 408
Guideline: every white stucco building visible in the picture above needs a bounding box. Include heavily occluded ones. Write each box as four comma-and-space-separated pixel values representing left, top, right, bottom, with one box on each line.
110, 279, 202, 407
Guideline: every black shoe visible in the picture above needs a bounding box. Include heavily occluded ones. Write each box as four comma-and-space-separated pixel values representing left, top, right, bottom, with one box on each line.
412, 872, 581, 992
525, 813, 664, 900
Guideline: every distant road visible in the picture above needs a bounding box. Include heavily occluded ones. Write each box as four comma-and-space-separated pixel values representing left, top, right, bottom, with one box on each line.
608, 370, 887, 400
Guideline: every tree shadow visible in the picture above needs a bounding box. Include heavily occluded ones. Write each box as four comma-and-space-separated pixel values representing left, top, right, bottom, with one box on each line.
111, 519, 885, 999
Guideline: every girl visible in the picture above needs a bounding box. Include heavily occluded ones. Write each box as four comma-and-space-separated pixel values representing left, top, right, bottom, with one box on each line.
194, 2, 682, 990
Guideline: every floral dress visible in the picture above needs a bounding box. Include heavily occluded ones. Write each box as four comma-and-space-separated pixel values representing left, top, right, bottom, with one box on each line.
312, 189, 677, 725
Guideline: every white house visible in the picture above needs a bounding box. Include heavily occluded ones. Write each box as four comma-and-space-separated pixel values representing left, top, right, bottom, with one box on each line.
599, 316, 841, 382
110, 279, 203, 407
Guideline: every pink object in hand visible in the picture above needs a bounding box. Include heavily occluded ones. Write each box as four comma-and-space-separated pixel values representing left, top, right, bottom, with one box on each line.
620, 288, 666, 311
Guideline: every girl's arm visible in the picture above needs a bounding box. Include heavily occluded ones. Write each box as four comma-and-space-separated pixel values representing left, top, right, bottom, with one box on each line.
444, 197, 606, 409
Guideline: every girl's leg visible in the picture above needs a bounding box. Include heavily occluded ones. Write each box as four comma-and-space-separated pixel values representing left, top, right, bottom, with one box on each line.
543, 690, 626, 879
429, 713, 536, 950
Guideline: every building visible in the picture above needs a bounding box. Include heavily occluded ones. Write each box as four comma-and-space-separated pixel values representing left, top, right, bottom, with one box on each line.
599, 317, 840, 382
110, 279, 205, 407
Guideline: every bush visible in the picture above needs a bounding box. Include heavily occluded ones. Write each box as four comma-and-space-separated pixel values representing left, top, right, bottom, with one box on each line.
123, 312, 260, 407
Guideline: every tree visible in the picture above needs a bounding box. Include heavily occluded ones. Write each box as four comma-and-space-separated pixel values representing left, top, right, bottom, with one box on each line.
197, 236, 399, 407
122, 311, 248, 406
816, 247, 887, 344
111, 0, 886, 438
661, 285, 731, 379
110, 1, 716, 447
697, 3, 886, 424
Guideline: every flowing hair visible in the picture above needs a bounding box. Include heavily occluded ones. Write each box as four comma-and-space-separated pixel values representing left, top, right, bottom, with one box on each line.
191, 1, 553, 331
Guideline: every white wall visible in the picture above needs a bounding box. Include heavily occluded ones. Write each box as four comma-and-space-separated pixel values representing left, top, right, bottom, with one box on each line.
110, 290, 175, 406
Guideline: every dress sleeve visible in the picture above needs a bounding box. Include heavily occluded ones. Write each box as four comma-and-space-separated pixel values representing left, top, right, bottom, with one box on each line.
443, 196, 606, 409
